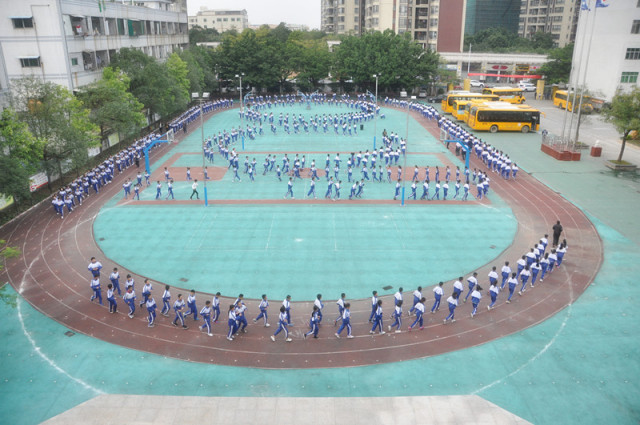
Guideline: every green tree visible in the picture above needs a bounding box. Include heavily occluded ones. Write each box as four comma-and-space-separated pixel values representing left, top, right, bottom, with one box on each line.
334, 30, 440, 93
167, 52, 190, 102
78, 67, 146, 144
10, 77, 99, 184
602, 87, 640, 162
539, 44, 573, 84
188, 26, 220, 45
110, 48, 188, 120
0, 109, 44, 206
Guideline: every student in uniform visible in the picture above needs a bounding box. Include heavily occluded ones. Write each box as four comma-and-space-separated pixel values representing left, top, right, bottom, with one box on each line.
161, 285, 171, 316
452, 277, 464, 299
90, 276, 103, 305
107, 283, 117, 313
146, 295, 157, 327
470, 285, 483, 317
314, 294, 324, 323
388, 300, 403, 333
464, 272, 478, 303
123, 286, 136, 318
284, 178, 294, 199
155, 181, 162, 200
200, 300, 213, 336
506, 272, 518, 304
334, 293, 346, 326
185, 289, 199, 321
212, 292, 221, 322
488, 282, 499, 310
88, 257, 103, 279
234, 297, 248, 334
431, 282, 444, 313
190, 180, 199, 200
165, 179, 175, 200
282, 295, 293, 325
335, 303, 354, 338
271, 305, 293, 342
443, 292, 459, 324
409, 287, 422, 315
368, 290, 378, 322
394, 287, 403, 306
530, 261, 541, 287
408, 298, 426, 331
307, 177, 317, 199
370, 300, 385, 335
519, 265, 531, 295
304, 306, 320, 339
488, 266, 499, 286
172, 294, 188, 329
253, 294, 270, 327
501, 261, 511, 289
140, 279, 153, 307
227, 304, 238, 341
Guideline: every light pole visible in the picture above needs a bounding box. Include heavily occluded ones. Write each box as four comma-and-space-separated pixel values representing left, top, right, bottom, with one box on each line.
192, 91, 210, 207
235, 73, 245, 150
373, 73, 380, 150
401, 96, 416, 206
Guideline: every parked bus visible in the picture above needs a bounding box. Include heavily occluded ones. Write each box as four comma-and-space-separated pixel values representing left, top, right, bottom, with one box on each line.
481, 87, 526, 104
441, 92, 499, 114
553, 90, 594, 113
452, 99, 504, 122
467, 103, 541, 133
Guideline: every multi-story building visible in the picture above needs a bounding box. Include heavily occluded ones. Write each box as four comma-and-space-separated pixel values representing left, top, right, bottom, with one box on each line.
465, 0, 520, 35
519, 0, 580, 47
187, 9, 248, 32
0, 0, 188, 99
321, 0, 465, 53
572, 1, 640, 101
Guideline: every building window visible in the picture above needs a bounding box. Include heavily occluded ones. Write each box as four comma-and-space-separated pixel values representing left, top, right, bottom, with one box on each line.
552, 25, 562, 31
12, 17, 34, 28
620, 72, 639, 83
632, 20, 640, 34
71, 57, 78, 66
20, 57, 41, 67
554, 7, 564, 12
626, 48, 640, 60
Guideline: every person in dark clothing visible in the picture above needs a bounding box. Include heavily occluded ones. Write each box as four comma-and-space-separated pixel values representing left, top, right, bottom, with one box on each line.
552, 221, 563, 247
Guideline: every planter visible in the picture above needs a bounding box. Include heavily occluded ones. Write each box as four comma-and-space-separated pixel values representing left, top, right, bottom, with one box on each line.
541, 143, 582, 161
604, 160, 638, 171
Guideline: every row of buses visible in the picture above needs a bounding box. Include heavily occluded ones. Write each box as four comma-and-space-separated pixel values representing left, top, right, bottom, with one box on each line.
441, 88, 540, 133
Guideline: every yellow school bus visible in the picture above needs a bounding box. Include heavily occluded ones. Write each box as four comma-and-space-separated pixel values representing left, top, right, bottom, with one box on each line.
452, 99, 498, 122
467, 103, 541, 133
553, 90, 594, 113
482, 87, 526, 104
441, 92, 500, 114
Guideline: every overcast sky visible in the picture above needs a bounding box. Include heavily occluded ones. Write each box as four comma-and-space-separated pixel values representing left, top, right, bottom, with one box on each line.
187, 0, 321, 29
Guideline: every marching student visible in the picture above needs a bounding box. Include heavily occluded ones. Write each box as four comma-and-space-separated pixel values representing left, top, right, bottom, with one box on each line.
388, 300, 403, 333
140, 279, 153, 307
506, 272, 518, 304
314, 294, 324, 323
453, 277, 464, 299
334, 293, 346, 326
253, 294, 270, 327
184, 289, 199, 321
530, 261, 542, 287
304, 306, 320, 339
88, 257, 103, 278
501, 261, 511, 289
409, 287, 422, 315
271, 305, 293, 342
284, 177, 294, 199
431, 282, 444, 313
200, 300, 213, 336
488, 281, 499, 310
172, 294, 188, 329
394, 287, 403, 306
227, 304, 238, 341
443, 292, 459, 324
160, 285, 171, 316
90, 276, 103, 305
408, 297, 426, 331
470, 285, 483, 317
109, 268, 121, 295
123, 286, 136, 318
370, 300, 385, 335
464, 272, 478, 303
368, 290, 378, 322
335, 303, 354, 338
146, 294, 157, 327
107, 283, 117, 313
519, 265, 531, 295
282, 295, 293, 325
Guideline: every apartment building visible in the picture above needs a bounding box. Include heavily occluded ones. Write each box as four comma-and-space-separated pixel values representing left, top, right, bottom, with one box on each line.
0, 0, 188, 100
519, 0, 580, 47
321, 0, 465, 53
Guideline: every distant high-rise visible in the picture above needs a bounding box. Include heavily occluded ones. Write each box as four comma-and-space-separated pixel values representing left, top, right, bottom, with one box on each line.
519, 0, 580, 47
321, 0, 466, 53
465, 0, 520, 35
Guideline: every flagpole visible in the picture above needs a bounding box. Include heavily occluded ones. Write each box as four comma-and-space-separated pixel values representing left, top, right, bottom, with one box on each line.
574, 5, 599, 144
563, 0, 591, 148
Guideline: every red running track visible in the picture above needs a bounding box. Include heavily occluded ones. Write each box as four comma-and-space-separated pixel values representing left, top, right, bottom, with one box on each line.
0, 107, 603, 369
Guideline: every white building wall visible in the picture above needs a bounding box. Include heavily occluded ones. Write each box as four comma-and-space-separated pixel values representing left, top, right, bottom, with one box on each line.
572, 1, 640, 101
0, 0, 188, 97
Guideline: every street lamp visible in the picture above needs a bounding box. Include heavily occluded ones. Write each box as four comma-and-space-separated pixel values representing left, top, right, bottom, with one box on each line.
235, 73, 245, 150
373, 73, 380, 150
192, 91, 210, 207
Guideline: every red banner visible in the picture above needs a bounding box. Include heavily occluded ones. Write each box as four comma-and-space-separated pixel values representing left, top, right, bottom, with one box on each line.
468, 72, 542, 79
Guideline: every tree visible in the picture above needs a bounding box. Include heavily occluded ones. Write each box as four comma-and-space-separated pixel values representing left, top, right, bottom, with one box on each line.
188, 26, 220, 45
602, 87, 640, 163
0, 109, 44, 206
78, 67, 146, 145
539, 44, 573, 84
110, 48, 188, 121
10, 77, 99, 184
167, 53, 190, 102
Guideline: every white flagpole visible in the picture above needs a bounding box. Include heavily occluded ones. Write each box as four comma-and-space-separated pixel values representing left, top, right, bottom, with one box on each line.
574, 4, 600, 144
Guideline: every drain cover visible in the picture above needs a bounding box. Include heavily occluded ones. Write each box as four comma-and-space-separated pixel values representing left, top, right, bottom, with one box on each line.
382, 285, 393, 291
179, 278, 188, 282
99, 238, 105, 241
65, 331, 75, 337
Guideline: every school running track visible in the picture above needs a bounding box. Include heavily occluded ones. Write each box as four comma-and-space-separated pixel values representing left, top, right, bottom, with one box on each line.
0, 106, 603, 369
